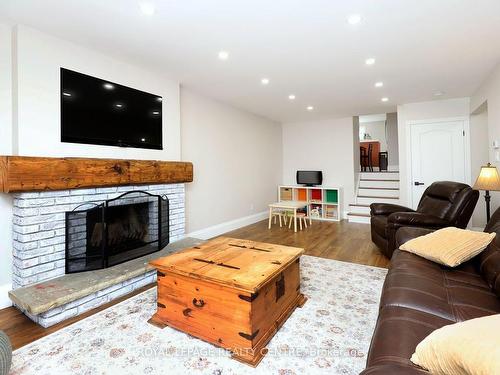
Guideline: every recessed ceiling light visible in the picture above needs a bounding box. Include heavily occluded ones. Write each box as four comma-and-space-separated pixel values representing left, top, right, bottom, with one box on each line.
261, 78, 270, 85
347, 14, 362, 25
288, 94, 296, 100
115, 103, 123, 108
307, 106, 314, 111
365, 58, 376, 65
139, 1, 155, 16
62, 92, 72, 97
434, 91, 445, 97
218, 51, 229, 60
381, 97, 389, 102
103, 83, 114, 90
374, 82, 384, 88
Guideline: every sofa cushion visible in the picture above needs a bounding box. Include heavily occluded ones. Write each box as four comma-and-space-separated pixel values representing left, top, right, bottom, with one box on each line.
390, 250, 484, 287
399, 227, 496, 267
411, 314, 500, 375
365, 305, 453, 370
380, 251, 500, 322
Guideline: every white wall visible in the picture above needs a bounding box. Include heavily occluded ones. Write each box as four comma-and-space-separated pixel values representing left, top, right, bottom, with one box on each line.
0, 25, 182, 307
181, 89, 282, 235
386, 112, 399, 167
471, 61, 500, 223
13, 25, 181, 160
352, 116, 360, 191
469, 103, 489, 227
282, 117, 355, 215
397, 97, 471, 207
360, 121, 387, 151
0, 23, 13, 307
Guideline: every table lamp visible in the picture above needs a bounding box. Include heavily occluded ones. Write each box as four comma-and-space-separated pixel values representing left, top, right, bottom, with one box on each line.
473, 163, 500, 222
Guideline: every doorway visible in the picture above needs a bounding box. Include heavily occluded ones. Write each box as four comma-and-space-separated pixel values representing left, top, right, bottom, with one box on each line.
358, 112, 399, 172
409, 118, 468, 208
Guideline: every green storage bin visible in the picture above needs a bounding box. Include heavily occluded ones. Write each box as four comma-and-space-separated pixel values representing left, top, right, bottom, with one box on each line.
325, 189, 338, 203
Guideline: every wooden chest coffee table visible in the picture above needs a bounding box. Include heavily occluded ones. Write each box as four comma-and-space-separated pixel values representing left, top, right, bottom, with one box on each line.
148, 237, 307, 366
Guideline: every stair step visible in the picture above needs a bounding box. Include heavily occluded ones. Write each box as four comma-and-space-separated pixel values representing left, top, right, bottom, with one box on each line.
359, 187, 399, 190
358, 188, 399, 198
347, 212, 370, 217
359, 179, 400, 189
360, 179, 399, 182
348, 204, 370, 214
357, 195, 400, 205
359, 172, 400, 181
357, 195, 399, 199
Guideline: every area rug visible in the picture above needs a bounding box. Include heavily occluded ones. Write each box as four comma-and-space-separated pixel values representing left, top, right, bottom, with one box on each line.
9, 256, 387, 375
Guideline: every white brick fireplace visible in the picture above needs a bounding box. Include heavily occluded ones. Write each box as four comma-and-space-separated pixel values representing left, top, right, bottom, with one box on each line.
12, 183, 185, 289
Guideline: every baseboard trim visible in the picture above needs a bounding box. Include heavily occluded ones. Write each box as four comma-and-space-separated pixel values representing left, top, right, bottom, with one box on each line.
186, 211, 268, 240
0, 283, 12, 309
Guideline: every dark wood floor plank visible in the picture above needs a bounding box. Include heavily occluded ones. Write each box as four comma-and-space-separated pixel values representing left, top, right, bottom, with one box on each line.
0, 219, 387, 350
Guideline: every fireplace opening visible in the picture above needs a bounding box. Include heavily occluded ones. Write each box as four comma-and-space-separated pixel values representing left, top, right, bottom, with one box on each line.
65, 191, 169, 273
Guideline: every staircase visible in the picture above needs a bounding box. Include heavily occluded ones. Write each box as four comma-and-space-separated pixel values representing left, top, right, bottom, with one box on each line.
347, 171, 400, 224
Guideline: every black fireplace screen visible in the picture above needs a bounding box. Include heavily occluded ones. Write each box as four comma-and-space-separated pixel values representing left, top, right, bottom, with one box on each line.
65, 191, 169, 273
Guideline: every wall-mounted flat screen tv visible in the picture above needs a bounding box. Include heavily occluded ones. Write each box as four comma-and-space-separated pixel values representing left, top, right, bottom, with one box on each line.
61, 68, 163, 150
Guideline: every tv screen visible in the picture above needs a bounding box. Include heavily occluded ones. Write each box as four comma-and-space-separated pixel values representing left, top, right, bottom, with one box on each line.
61, 68, 163, 150
296, 170, 323, 186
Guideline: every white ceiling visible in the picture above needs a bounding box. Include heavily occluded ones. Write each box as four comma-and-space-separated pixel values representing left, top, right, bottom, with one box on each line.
1, 0, 500, 123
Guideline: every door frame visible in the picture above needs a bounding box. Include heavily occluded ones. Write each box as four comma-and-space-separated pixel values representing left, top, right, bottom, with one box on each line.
406, 116, 471, 209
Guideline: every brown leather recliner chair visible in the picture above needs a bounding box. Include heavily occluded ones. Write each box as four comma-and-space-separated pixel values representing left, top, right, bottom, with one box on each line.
370, 181, 479, 258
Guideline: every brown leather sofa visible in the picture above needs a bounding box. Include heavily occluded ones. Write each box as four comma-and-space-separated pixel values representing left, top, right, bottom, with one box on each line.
361, 207, 500, 374
370, 181, 479, 258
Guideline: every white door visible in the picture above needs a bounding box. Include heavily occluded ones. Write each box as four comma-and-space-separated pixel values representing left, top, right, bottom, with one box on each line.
410, 120, 466, 208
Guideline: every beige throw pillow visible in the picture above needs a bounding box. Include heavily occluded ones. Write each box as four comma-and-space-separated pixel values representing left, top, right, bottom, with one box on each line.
399, 227, 496, 267
411, 314, 500, 375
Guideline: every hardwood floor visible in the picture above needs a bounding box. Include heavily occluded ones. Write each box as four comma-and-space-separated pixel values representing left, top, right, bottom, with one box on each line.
224, 219, 389, 268
0, 219, 387, 351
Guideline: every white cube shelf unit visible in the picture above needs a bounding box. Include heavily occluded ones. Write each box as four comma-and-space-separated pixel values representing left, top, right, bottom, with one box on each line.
278, 185, 342, 222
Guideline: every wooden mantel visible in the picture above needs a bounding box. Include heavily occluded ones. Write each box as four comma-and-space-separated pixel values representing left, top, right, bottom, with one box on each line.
0, 156, 193, 193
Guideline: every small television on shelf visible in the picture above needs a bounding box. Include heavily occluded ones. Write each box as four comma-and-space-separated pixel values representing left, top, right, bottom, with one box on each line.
61, 68, 163, 150
296, 170, 323, 186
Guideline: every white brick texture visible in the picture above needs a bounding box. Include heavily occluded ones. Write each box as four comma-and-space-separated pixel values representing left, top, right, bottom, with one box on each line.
12, 184, 185, 289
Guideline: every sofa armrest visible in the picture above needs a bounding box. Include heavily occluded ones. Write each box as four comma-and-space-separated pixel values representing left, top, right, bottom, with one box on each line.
395, 227, 436, 248
388, 212, 449, 228
370, 203, 415, 216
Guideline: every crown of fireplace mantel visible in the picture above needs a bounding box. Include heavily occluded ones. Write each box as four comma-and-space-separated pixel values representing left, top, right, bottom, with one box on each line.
0, 156, 193, 193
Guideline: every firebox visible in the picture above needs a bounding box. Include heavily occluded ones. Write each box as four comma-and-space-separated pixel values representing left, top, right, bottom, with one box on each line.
65, 191, 169, 273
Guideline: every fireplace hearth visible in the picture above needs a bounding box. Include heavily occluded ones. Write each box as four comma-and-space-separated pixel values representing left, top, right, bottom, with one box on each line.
65, 191, 169, 273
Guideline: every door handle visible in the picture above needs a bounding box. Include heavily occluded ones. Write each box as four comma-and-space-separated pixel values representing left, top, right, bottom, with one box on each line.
414, 182, 425, 186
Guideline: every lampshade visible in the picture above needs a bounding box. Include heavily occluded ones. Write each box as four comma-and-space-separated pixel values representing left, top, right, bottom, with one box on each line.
473, 163, 500, 191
